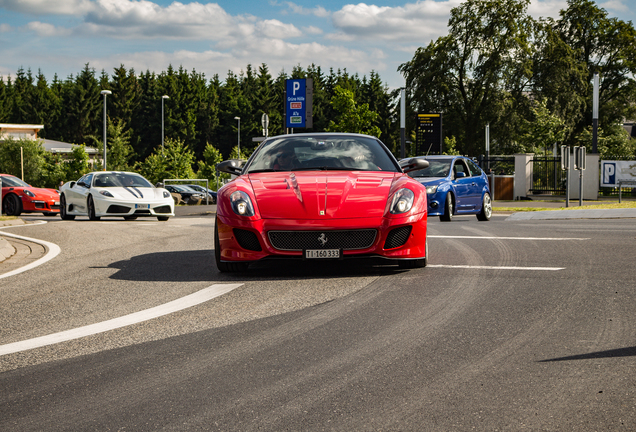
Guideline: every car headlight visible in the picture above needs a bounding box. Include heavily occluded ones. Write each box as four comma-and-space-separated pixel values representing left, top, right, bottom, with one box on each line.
230, 191, 255, 216
99, 190, 114, 197
390, 188, 415, 214
23, 189, 36, 198
426, 185, 438, 194
163, 191, 170, 198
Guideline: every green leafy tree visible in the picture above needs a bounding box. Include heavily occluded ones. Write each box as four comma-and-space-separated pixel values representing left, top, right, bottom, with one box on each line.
106, 118, 135, 171
326, 86, 381, 137
518, 99, 567, 154
136, 137, 196, 185
576, 124, 635, 159
443, 136, 461, 156
0, 137, 46, 185
41, 152, 67, 189
64, 145, 91, 181
65, 64, 103, 145
196, 143, 225, 188
399, 0, 535, 156
556, 0, 636, 145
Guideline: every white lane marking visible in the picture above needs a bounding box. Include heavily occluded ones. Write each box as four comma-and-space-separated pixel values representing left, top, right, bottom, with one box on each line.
428, 264, 564, 271
0, 222, 61, 280
428, 235, 589, 241
0, 284, 243, 356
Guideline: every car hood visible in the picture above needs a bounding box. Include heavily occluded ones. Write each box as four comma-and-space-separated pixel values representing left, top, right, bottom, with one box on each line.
249, 171, 397, 219
412, 177, 446, 186
95, 187, 168, 201
26, 187, 59, 199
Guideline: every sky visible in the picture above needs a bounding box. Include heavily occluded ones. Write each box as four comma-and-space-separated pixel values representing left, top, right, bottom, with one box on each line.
0, 0, 634, 90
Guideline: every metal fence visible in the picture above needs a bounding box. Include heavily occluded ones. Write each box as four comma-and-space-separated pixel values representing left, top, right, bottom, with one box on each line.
530, 156, 566, 195
477, 155, 515, 175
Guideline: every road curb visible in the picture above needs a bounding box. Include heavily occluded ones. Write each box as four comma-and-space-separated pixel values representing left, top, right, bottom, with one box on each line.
0, 237, 16, 262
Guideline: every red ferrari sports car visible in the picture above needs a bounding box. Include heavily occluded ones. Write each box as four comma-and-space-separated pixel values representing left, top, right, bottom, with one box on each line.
215, 133, 430, 272
1, 174, 60, 216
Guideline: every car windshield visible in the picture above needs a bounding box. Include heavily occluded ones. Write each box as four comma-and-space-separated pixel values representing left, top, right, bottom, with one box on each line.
1, 176, 30, 187
409, 159, 452, 178
93, 173, 153, 188
245, 135, 399, 173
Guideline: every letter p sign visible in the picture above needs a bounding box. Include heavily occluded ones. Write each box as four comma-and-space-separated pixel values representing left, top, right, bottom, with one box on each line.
293, 81, 300, 95
603, 162, 616, 186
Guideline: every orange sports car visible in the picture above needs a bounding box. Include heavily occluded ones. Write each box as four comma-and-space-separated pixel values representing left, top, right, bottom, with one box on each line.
1, 174, 60, 216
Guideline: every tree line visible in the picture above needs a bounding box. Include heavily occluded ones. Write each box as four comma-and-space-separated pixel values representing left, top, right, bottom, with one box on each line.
0, 0, 634, 189
400, 0, 636, 158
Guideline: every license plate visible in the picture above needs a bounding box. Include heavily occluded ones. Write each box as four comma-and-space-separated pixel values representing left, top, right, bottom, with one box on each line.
135, 204, 149, 209
305, 249, 340, 259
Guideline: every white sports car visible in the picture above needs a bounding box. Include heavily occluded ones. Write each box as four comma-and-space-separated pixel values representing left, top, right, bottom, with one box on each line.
59, 171, 175, 221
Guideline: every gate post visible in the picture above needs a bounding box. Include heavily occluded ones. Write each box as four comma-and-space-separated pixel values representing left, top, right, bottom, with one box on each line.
514, 154, 533, 200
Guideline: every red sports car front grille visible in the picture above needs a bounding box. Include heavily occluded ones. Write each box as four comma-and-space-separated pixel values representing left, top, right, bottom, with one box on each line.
267, 229, 377, 251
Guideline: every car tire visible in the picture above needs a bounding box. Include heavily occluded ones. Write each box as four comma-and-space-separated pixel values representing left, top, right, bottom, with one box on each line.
124, 216, 138, 220
60, 195, 75, 220
3, 194, 22, 216
476, 192, 492, 221
215, 217, 249, 272
87, 196, 100, 221
157, 216, 169, 221
439, 192, 453, 222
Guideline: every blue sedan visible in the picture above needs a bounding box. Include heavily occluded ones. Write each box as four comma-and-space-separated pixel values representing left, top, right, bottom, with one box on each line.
409, 155, 492, 222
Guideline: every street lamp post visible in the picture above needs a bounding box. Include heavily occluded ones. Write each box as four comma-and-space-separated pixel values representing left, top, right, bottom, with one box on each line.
234, 116, 241, 159
101, 90, 112, 170
162, 95, 170, 154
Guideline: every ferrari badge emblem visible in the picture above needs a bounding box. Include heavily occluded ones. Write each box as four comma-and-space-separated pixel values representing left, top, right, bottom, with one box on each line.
318, 233, 328, 246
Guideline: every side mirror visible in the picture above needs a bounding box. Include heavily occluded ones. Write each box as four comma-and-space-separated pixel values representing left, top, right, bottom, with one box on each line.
455, 172, 466, 178
216, 159, 243, 176
399, 157, 429, 174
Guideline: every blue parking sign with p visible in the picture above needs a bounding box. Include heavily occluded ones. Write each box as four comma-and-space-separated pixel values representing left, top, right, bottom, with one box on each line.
602, 162, 616, 186
286, 79, 306, 128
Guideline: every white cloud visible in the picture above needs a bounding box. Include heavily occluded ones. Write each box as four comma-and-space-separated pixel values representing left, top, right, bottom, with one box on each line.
0, 23, 12, 33
25, 21, 72, 37
256, 19, 302, 39
274, 1, 330, 18
527, 0, 567, 20
303, 26, 323, 35
599, 0, 629, 13
330, 1, 460, 42
0, 0, 93, 15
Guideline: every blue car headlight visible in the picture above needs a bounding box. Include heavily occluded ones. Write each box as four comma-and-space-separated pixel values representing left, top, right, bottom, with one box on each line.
426, 185, 438, 194
390, 188, 415, 214
230, 191, 255, 216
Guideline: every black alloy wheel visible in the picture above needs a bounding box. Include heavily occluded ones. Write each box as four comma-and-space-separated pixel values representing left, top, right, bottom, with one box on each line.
440, 192, 453, 222
3, 194, 22, 216
87, 196, 100, 221
60, 195, 75, 220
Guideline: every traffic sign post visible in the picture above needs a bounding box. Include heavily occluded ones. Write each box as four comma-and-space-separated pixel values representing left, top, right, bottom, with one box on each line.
285, 79, 313, 130
261, 113, 269, 137
561, 145, 570, 207
574, 146, 586, 206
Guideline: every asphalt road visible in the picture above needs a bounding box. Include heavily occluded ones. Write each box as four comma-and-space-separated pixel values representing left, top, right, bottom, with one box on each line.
1, 213, 635, 430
